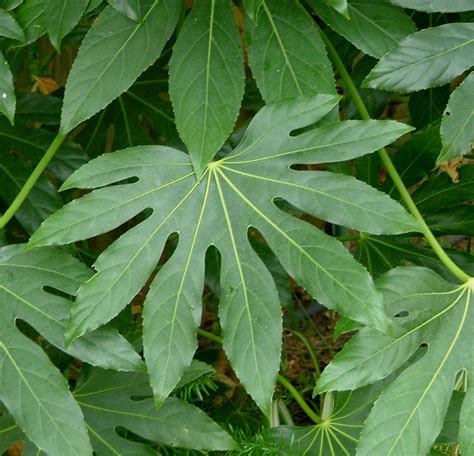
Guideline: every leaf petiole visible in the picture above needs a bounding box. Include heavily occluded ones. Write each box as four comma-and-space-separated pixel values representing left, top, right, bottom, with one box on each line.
317, 26, 471, 283
0, 132, 66, 230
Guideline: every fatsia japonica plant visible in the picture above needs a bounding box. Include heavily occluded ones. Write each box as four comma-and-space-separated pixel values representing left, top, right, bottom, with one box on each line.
0, 0, 473, 454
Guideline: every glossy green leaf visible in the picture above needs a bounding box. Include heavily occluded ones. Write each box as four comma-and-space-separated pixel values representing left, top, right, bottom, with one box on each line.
247, 0, 335, 103
107, 0, 141, 21
438, 73, 474, 163
316, 267, 473, 455
309, 0, 416, 58
269, 382, 388, 455
364, 23, 474, 92
12, 0, 45, 45
323, 0, 348, 17
29, 95, 416, 415
169, 0, 244, 176
60, 0, 181, 134
390, 0, 474, 13
0, 53, 14, 125
0, 8, 25, 41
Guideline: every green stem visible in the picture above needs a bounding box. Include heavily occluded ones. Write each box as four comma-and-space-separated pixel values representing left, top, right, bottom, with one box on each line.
289, 329, 321, 379
0, 132, 66, 229
196, 328, 323, 424
318, 27, 471, 283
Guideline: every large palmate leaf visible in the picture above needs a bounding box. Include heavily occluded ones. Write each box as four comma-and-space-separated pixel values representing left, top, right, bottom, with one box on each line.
268, 381, 389, 455
390, 0, 474, 13
0, 245, 145, 455
309, 0, 416, 58
169, 0, 245, 176
315, 267, 473, 455
30, 95, 418, 416
438, 73, 474, 163
1, 368, 237, 454
60, 0, 182, 134
247, 0, 336, 102
364, 23, 474, 92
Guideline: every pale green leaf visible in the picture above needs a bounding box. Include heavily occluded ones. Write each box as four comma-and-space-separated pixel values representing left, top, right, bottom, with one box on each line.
29, 95, 414, 415
310, 0, 416, 58
438, 73, 474, 163
0, 53, 14, 124
107, 0, 141, 21
0, 318, 92, 456
316, 267, 474, 455
0, 244, 145, 371
74, 369, 237, 453
247, 0, 335, 102
323, 0, 348, 17
44, 0, 88, 51
364, 23, 474, 92
390, 0, 474, 13
169, 0, 245, 176
60, 0, 181, 134
0, 8, 24, 41
1, 367, 237, 453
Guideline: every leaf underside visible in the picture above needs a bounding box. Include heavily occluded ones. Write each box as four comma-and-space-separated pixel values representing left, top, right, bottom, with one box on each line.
30, 94, 417, 416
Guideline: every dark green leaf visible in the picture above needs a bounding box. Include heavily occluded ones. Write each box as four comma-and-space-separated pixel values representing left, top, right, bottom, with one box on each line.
247, 0, 336, 102
0, 150, 61, 233
169, 0, 245, 175
269, 382, 388, 455
0, 0, 24, 10
413, 165, 474, 213
0, 52, 15, 125
438, 73, 474, 163
12, 0, 45, 45
390, 0, 474, 13
29, 95, 415, 415
15, 93, 62, 125
425, 205, 474, 235
309, 0, 416, 58
364, 23, 474, 92
0, 8, 25, 41
44, 0, 88, 51
459, 387, 474, 454
408, 86, 450, 130
60, 0, 181, 134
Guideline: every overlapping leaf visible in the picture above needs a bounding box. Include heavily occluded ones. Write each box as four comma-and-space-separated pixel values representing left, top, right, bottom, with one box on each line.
0, 52, 15, 124
30, 94, 418, 416
390, 0, 474, 13
438, 73, 474, 163
309, 0, 416, 58
268, 382, 389, 455
169, 0, 245, 175
60, 0, 182, 134
0, 367, 237, 454
247, 0, 336, 102
316, 267, 473, 455
0, 245, 147, 455
44, 0, 88, 51
364, 23, 474, 92
13, 0, 45, 45
0, 8, 24, 41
